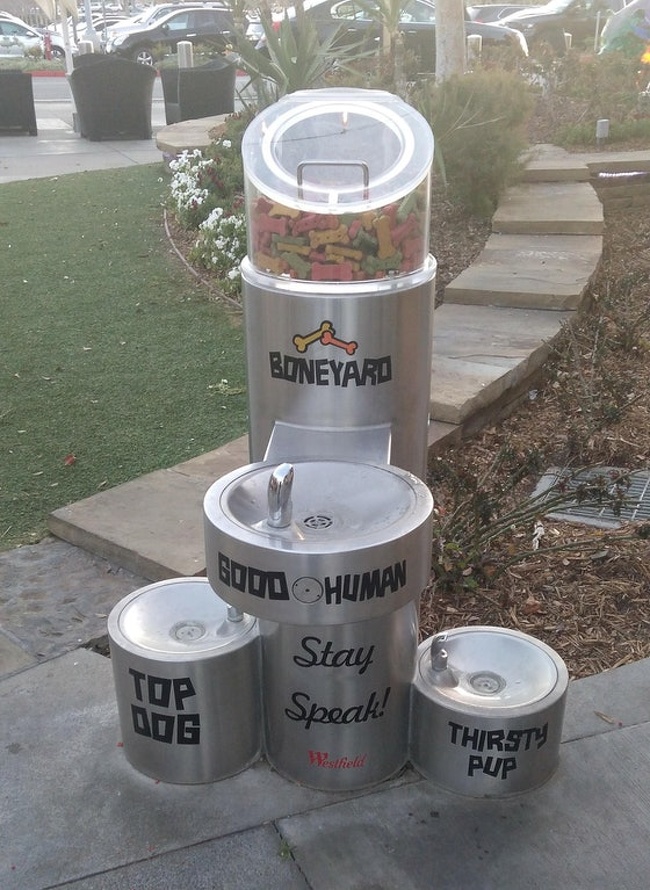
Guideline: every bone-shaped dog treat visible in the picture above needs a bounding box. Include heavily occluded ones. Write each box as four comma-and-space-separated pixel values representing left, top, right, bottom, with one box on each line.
325, 244, 363, 262
292, 213, 339, 235
309, 224, 350, 250
255, 252, 285, 275
320, 329, 358, 355
293, 320, 334, 353
256, 215, 288, 236
269, 203, 300, 218
373, 215, 395, 260
311, 261, 353, 281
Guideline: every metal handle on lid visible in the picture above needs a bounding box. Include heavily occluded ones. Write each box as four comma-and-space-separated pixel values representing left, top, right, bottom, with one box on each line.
297, 160, 369, 201
267, 462, 294, 528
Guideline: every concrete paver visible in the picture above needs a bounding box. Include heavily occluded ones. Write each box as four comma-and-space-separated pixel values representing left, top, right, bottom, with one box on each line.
56, 827, 310, 890
155, 113, 229, 159
0, 633, 36, 677
431, 304, 573, 424
0, 537, 148, 668
522, 143, 591, 182
444, 233, 602, 310
280, 721, 650, 890
48, 436, 250, 580
0, 650, 413, 889
493, 182, 604, 235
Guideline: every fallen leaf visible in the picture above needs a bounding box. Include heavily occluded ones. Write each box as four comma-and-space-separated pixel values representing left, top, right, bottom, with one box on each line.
63, 453, 76, 466
594, 710, 617, 725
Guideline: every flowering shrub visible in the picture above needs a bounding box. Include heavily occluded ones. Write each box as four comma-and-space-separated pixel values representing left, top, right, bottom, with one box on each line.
167, 114, 253, 301
168, 142, 242, 230
189, 206, 247, 297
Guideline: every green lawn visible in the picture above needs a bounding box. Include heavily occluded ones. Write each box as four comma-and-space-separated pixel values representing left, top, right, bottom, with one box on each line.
1, 164, 248, 550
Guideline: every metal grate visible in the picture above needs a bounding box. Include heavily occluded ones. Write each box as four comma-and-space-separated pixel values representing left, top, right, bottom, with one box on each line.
532, 467, 650, 530
302, 514, 333, 530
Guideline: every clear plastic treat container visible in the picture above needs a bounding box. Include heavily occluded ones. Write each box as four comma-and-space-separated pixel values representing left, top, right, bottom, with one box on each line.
241, 88, 434, 282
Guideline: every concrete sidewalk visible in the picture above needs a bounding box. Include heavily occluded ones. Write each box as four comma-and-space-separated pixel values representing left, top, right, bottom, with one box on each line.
0, 86, 165, 184
3, 100, 650, 890
2, 645, 650, 889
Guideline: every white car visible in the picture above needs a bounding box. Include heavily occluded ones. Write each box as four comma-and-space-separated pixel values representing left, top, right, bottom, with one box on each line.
0, 11, 66, 57
0, 16, 45, 56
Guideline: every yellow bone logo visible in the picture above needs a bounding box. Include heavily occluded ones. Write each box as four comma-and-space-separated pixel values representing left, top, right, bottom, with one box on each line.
293, 320, 334, 353
293, 321, 358, 355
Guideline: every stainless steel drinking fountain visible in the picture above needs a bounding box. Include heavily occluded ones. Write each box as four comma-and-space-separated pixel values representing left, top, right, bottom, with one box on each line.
108, 578, 261, 784
410, 627, 569, 796
109, 87, 569, 795
203, 88, 438, 790
204, 459, 433, 789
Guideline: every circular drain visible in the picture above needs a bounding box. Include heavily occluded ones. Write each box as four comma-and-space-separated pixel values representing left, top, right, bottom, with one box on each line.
468, 671, 506, 696
170, 621, 207, 642
302, 514, 333, 530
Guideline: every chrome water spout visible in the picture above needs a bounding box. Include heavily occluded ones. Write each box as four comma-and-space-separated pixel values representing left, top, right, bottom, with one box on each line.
227, 605, 244, 623
430, 632, 458, 687
267, 462, 294, 528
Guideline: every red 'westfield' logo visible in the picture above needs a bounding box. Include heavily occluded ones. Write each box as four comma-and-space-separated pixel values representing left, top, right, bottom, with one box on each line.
308, 750, 367, 769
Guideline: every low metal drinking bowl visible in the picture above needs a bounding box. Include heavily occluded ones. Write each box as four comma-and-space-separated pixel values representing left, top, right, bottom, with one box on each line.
410, 626, 569, 797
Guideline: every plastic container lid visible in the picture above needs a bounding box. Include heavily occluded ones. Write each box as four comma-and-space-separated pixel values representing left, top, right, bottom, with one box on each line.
242, 88, 434, 214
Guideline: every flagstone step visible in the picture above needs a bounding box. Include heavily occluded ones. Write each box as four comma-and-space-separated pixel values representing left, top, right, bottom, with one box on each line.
493, 181, 604, 236
444, 233, 602, 310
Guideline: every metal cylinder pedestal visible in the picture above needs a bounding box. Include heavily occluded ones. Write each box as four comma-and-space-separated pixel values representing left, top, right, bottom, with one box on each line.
260, 601, 418, 791
108, 578, 261, 784
410, 626, 569, 797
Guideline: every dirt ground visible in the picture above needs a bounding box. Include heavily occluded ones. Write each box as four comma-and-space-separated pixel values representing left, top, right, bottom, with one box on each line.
422, 194, 650, 681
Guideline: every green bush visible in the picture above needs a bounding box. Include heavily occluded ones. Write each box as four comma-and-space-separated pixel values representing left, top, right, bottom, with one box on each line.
411, 69, 533, 217
550, 52, 647, 124
558, 116, 650, 146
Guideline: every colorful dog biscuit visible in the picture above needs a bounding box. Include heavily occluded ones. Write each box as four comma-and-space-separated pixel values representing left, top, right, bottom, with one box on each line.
397, 190, 418, 222
281, 251, 311, 278
292, 213, 339, 235
255, 252, 286, 275
269, 203, 300, 218
309, 223, 350, 250
249, 189, 427, 281
255, 214, 288, 237
361, 252, 402, 275
373, 215, 395, 260
311, 261, 354, 281
275, 241, 311, 256
324, 244, 363, 262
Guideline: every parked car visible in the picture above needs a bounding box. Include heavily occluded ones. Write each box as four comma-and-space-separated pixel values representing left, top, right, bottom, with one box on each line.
105, 4, 235, 64
254, 0, 528, 69
466, 4, 535, 24
599, 0, 650, 55
0, 16, 45, 56
101, 2, 232, 48
0, 11, 71, 57
499, 0, 625, 54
